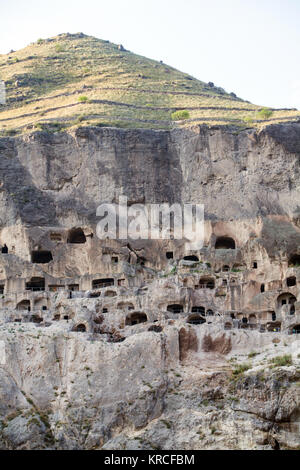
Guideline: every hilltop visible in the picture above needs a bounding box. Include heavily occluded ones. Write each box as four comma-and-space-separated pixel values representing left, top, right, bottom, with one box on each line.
0, 32, 299, 134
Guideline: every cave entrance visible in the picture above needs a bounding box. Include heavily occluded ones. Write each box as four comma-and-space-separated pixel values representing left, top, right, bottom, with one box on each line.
31, 251, 53, 264
26, 277, 45, 291
183, 255, 199, 262
126, 312, 148, 326
277, 293, 297, 308
16, 300, 30, 311
287, 276, 296, 287
73, 324, 86, 332
49, 285, 65, 292
30, 315, 43, 324
67, 228, 86, 244
1, 244, 8, 254
290, 305, 295, 315
192, 306, 205, 315
167, 304, 183, 314
187, 315, 206, 325
199, 278, 215, 289
288, 254, 300, 267
215, 237, 236, 250
68, 284, 79, 291
92, 278, 114, 289
267, 322, 281, 333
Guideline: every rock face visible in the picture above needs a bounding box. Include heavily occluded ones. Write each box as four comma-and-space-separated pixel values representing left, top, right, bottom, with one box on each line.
0, 123, 299, 449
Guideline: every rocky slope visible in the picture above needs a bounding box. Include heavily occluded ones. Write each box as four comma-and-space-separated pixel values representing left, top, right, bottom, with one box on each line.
0, 33, 299, 132
0, 321, 299, 450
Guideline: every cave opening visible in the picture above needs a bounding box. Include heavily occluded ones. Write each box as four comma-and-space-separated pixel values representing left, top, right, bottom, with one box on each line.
31, 251, 53, 264
187, 315, 206, 325
126, 312, 147, 326
26, 277, 45, 291
215, 237, 236, 250
67, 228, 86, 244
289, 254, 300, 267
287, 276, 296, 287
92, 278, 114, 289
167, 304, 184, 314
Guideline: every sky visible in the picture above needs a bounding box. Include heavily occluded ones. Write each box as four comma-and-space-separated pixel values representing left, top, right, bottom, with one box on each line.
0, 0, 300, 109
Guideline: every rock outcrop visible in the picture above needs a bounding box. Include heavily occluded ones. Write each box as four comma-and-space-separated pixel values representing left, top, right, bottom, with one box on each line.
0, 123, 299, 449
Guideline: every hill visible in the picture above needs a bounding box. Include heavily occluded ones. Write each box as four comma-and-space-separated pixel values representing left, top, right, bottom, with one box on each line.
0, 32, 299, 134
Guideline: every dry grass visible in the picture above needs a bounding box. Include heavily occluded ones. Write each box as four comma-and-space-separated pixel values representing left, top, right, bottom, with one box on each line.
0, 32, 299, 134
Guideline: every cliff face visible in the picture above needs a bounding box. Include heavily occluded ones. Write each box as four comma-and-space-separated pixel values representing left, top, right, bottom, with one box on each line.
1, 122, 300, 226
0, 323, 299, 450
0, 123, 299, 450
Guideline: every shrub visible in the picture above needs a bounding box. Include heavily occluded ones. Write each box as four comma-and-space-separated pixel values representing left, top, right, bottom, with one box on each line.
232, 363, 251, 377
258, 108, 273, 119
78, 95, 89, 103
171, 110, 190, 121
244, 116, 253, 124
271, 355, 292, 367
248, 351, 258, 358
75, 114, 86, 123
55, 44, 64, 53
161, 419, 171, 429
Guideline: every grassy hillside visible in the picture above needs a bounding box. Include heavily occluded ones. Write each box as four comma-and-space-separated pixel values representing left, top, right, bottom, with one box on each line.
0, 32, 299, 134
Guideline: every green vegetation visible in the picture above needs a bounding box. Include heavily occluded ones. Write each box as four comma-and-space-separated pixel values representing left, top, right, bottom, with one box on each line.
78, 95, 89, 102
270, 355, 293, 367
171, 110, 190, 121
55, 44, 64, 53
258, 107, 273, 119
161, 419, 172, 429
0, 33, 298, 133
248, 351, 258, 358
232, 363, 251, 377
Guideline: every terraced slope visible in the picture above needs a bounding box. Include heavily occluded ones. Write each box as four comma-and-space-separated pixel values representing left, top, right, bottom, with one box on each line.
0, 32, 299, 133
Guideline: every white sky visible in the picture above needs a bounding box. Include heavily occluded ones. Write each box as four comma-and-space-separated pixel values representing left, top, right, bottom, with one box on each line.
0, 0, 299, 109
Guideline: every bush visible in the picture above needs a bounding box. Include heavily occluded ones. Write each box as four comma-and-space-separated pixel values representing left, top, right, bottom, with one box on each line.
78, 95, 89, 103
75, 114, 86, 123
248, 351, 258, 358
271, 355, 292, 367
232, 363, 251, 377
171, 110, 190, 121
244, 116, 253, 124
258, 108, 273, 119
55, 44, 64, 53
